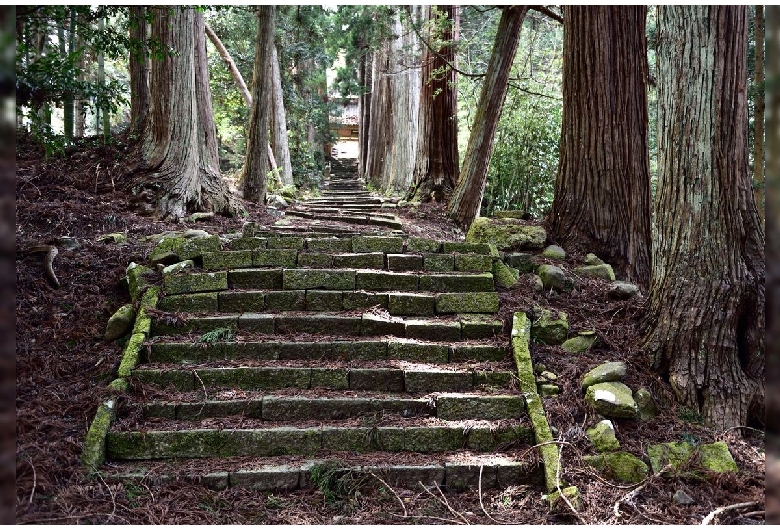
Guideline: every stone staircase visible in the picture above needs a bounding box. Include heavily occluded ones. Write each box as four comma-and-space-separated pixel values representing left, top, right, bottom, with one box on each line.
281, 158, 404, 233
89, 230, 554, 493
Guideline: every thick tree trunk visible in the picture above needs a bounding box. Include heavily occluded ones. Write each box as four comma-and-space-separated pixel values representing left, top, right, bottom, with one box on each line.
60, 10, 76, 143
409, 5, 459, 203
241, 6, 275, 203
357, 51, 372, 179
753, 5, 765, 225
270, 44, 294, 187
131, 7, 236, 218
448, 6, 528, 229
365, 46, 392, 189
128, 6, 150, 139
642, 6, 765, 429
546, 7, 651, 286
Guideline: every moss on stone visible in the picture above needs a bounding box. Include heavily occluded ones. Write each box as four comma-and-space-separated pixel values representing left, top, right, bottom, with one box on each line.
584, 451, 648, 483
511, 312, 536, 394
544, 486, 581, 511
306, 237, 353, 252
158, 293, 219, 313
531, 308, 569, 345
352, 236, 404, 254
423, 253, 454, 272
699, 441, 738, 473
104, 304, 135, 341
202, 250, 253, 270
542, 245, 566, 260
586, 420, 620, 452
81, 399, 117, 471
561, 331, 598, 353
455, 254, 493, 272
575, 264, 615, 281
436, 292, 499, 314
164, 271, 228, 295
584, 382, 637, 419
107, 378, 130, 393
126, 263, 153, 302
118, 333, 146, 377
492, 260, 519, 288
465, 217, 547, 251
406, 237, 442, 253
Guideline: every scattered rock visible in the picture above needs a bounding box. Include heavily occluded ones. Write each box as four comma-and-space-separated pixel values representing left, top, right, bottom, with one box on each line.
534, 363, 547, 374
536, 264, 571, 291
104, 304, 136, 342
162, 260, 195, 275
561, 331, 598, 353
542, 245, 566, 260
538, 384, 560, 397
538, 370, 558, 382
503, 252, 536, 273
267, 194, 289, 210
699, 441, 739, 473
634, 387, 659, 421
97, 233, 128, 244
584, 253, 604, 266
609, 281, 640, 300
586, 419, 620, 452
544, 486, 581, 511
493, 210, 526, 219
57, 236, 80, 250
150, 250, 180, 267
189, 212, 215, 222
585, 382, 637, 419
581, 361, 627, 390
584, 451, 648, 483
531, 308, 569, 345
673, 490, 695, 505
532, 274, 544, 292
465, 217, 547, 251
492, 260, 519, 288
182, 229, 210, 239
647, 441, 737, 475
575, 263, 615, 281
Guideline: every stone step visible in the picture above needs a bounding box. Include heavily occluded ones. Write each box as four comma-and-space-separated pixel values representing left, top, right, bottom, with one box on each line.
146, 338, 508, 364
106, 420, 533, 460
105, 452, 543, 491
286, 212, 403, 230
152, 308, 497, 340
131, 363, 516, 393
291, 208, 399, 220
136, 392, 524, 422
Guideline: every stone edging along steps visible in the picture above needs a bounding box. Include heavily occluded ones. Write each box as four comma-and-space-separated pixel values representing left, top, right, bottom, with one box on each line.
83, 230, 572, 502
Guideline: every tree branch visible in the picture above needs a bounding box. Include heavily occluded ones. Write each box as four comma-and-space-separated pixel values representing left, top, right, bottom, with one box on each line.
530, 5, 564, 24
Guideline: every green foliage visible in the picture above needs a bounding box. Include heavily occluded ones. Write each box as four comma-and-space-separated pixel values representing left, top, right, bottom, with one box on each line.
198, 327, 235, 343
309, 460, 365, 509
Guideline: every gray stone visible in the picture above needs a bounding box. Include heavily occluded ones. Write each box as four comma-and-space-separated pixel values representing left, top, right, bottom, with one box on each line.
586, 419, 620, 452
532, 275, 544, 292
609, 281, 640, 300
97, 233, 128, 244
584, 451, 648, 483
584, 253, 604, 266
465, 218, 547, 251
57, 236, 80, 250
542, 245, 566, 260
536, 264, 570, 291
634, 387, 659, 421
537, 384, 560, 397
673, 490, 695, 505
105, 304, 136, 341
503, 252, 535, 274
267, 194, 289, 210
530, 308, 568, 345
585, 382, 637, 419
581, 361, 627, 390
561, 331, 598, 353
575, 264, 615, 282
189, 212, 215, 222
162, 260, 195, 275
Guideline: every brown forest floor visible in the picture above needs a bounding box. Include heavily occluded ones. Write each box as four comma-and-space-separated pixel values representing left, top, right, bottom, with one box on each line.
15, 134, 766, 524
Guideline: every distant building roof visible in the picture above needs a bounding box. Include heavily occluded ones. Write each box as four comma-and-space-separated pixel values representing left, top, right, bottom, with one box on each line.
331, 97, 359, 126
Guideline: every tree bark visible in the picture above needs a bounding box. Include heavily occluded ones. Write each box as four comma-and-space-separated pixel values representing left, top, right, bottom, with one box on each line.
203, 21, 279, 178
241, 6, 275, 203
642, 6, 765, 429
128, 6, 150, 139
409, 6, 459, 203
357, 50, 372, 179
448, 6, 528, 230
546, 6, 651, 286
753, 5, 765, 225
130, 7, 236, 218
270, 44, 294, 187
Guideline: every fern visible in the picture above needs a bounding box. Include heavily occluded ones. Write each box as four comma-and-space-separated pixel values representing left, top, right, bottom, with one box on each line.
198, 327, 235, 343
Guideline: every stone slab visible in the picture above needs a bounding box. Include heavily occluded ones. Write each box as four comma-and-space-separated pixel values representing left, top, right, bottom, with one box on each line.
218, 291, 265, 313
158, 293, 218, 313
436, 292, 499, 314
388, 293, 435, 316
355, 271, 418, 291
405, 319, 461, 341
387, 254, 423, 271
228, 269, 283, 290
332, 253, 385, 270
252, 249, 298, 268
283, 269, 356, 290
264, 290, 306, 311
202, 250, 253, 271
164, 272, 228, 295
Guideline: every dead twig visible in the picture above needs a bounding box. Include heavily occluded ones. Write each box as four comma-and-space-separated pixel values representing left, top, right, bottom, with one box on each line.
611, 464, 671, 523
478, 464, 502, 524
26, 453, 37, 507
419, 481, 469, 525
25, 245, 60, 288
701, 501, 761, 525
367, 471, 407, 517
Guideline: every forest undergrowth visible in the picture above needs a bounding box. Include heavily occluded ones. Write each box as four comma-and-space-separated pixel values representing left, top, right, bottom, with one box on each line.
15, 135, 766, 524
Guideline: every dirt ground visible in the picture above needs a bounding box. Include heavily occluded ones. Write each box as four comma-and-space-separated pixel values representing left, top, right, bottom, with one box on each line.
14, 134, 766, 524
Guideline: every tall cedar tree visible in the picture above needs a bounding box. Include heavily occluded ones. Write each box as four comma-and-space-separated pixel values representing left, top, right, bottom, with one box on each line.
643, 6, 765, 429
130, 7, 235, 218
547, 6, 651, 286
128, 6, 149, 139
408, 5, 459, 203
242, 6, 275, 203
448, 6, 528, 230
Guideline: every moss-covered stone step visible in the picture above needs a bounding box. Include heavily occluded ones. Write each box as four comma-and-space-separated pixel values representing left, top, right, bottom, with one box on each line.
151, 312, 505, 339
106, 453, 543, 492
131, 366, 516, 392
148, 339, 509, 364
107, 422, 534, 459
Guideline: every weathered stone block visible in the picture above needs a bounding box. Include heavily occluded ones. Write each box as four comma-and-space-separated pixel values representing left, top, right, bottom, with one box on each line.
370, 465, 446, 487
388, 293, 435, 316
177, 400, 263, 421
277, 341, 332, 360
230, 466, 300, 491
531, 308, 568, 345
575, 264, 615, 281
349, 368, 404, 391
581, 361, 627, 390
585, 382, 637, 419
266, 237, 304, 250
423, 253, 454, 272
437, 395, 524, 421
374, 427, 406, 452
451, 344, 508, 362
306, 237, 353, 252
218, 291, 265, 313
352, 236, 404, 254
388, 341, 448, 362
405, 237, 441, 253
562, 331, 598, 353
355, 271, 418, 291
331, 341, 388, 361
283, 269, 356, 290
420, 273, 494, 293
296, 252, 333, 268
276, 315, 361, 336
231, 237, 268, 251
152, 315, 238, 336
238, 313, 275, 334
264, 290, 306, 311
158, 293, 218, 313
387, 254, 423, 271
306, 290, 343, 311
202, 250, 253, 270
310, 368, 350, 390
542, 245, 566, 260
455, 254, 493, 272
228, 269, 283, 290
404, 320, 461, 341
132, 369, 194, 391
105, 304, 136, 341
436, 292, 499, 314
536, 264, 571, 291
473, 371, 513, 390
445, 462, 496, 491
586, 419, 620, 452
465, 218, 546, 251
253, 249, 298, 268
361, 313, 405, 336
405, 370, 472, 392
342, 291, 388, 310
442, 242, 493, 254
584, 452, 648, 483
332, 252, 385, 270
164, 272, 228, 295
460, 317, 503, 339
503, 252, 536, 274
405, 427, 463, 452
321, 427, 373, 452
179, 236, 222, 259
195, 367, 311, 391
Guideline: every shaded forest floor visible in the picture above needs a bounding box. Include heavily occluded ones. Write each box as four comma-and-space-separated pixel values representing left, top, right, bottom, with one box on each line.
15, 134, 766, 524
